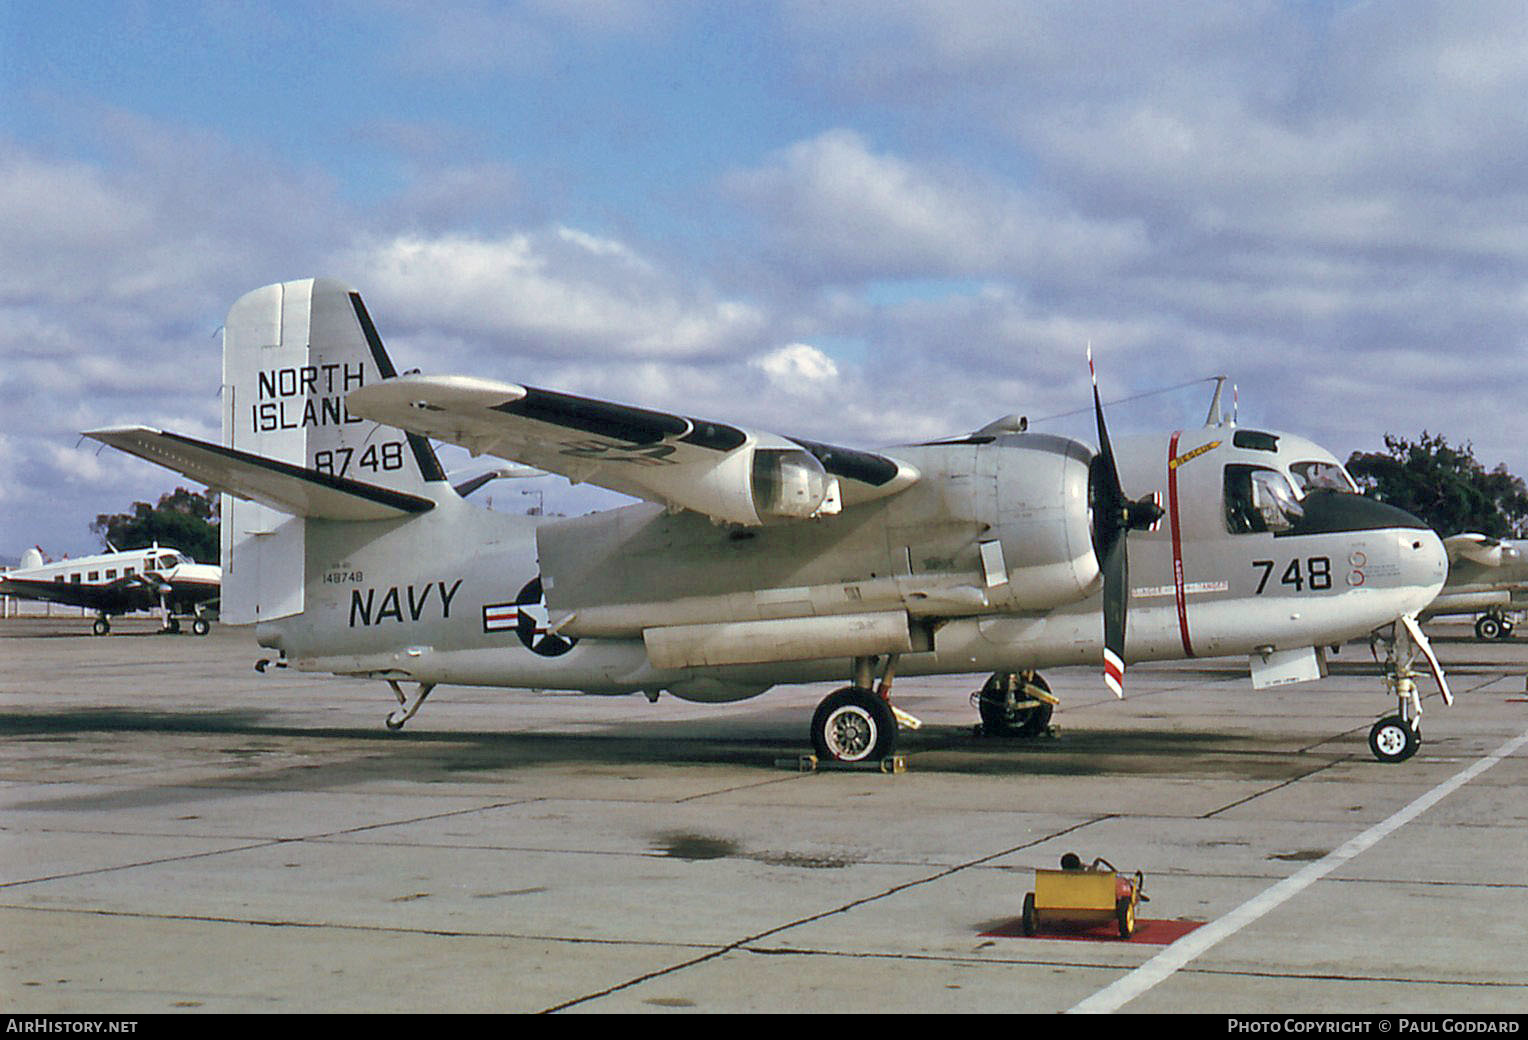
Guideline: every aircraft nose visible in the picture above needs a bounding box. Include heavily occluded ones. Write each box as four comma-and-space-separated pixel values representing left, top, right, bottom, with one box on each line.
1396, 524, 1448, 611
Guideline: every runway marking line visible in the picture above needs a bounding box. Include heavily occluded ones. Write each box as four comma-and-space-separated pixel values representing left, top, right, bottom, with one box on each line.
1067, 724, 1528, 1014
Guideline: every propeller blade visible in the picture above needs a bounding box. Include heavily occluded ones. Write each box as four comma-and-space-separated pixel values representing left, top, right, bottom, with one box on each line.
1087, 348, 1164, 698
1089, 346, 1124, 507
1100, 531, 1127, 698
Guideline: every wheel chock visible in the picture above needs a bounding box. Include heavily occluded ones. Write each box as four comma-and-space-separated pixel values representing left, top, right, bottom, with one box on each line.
776, 753, 908, 774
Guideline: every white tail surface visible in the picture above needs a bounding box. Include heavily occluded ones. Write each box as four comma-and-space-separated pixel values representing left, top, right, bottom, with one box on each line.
219, 278, 446, 623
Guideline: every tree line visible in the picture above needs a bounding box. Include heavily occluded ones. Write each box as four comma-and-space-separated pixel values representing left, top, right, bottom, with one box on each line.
91, 487, 219, 564
1346, 433, 1528, 539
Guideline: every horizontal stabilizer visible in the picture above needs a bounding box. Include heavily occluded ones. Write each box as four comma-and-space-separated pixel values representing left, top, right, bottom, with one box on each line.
86, 426, 435, 521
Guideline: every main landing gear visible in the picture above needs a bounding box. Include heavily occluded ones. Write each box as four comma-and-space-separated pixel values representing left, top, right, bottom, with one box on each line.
1369, 616, 1452, 764
809, 655, 917, 763
1474, 610, 1515, 641
154, 615, 211, 635
973, 670, 1056, 738
89, 613, 207, 636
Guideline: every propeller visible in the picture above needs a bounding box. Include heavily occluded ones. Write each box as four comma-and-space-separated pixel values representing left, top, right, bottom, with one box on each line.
1088, 348, 1164, 697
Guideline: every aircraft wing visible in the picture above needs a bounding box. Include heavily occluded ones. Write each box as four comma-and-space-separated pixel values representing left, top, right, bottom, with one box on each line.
1444, 533, 1521, 568
0, 574, 148, 613
346, 375, 921, 526
85, 427, 435, 521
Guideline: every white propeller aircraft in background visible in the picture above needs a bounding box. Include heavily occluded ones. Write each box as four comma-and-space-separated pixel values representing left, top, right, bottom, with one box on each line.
1, 544, 219, 635
87, 279, 1451, 764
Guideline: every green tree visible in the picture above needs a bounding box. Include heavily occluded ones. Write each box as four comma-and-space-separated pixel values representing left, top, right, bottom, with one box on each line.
1346, 433, 1528, 538
91, 487, 220, 564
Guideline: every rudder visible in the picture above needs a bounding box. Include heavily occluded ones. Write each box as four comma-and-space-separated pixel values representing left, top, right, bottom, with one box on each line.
219, 278, 447, 623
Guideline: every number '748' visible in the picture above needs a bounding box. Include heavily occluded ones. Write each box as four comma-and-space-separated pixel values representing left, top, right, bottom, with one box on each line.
1252, 557, 1332, 594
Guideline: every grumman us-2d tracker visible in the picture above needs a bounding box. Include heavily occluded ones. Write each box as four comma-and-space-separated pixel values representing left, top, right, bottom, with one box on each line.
90, 279, 1453, 764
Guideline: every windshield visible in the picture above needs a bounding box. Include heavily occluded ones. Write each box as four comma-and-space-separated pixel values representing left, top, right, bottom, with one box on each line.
1289, 460, 1358, 496
1226, 465, 1305, 534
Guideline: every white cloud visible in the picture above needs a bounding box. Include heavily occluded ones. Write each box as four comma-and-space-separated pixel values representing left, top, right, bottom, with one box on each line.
753, 342, 840, 385
8, 2, 1528, 556
338, 230, 767, 362
724, 129, 1148, 284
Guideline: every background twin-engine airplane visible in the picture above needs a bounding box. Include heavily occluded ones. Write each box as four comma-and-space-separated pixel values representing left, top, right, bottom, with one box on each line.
0, 544, 219, 636
89, 278, 1453, 765
1428, 533, 1528, 641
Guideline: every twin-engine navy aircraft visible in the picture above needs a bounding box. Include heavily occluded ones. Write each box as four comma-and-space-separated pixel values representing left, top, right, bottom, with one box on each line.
1424, 534, 1528, 640
0, 544, 219, 635
88, 279, 1452, 764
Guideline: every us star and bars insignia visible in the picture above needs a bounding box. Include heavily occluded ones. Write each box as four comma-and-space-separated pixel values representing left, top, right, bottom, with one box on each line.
483, 576, 578, 657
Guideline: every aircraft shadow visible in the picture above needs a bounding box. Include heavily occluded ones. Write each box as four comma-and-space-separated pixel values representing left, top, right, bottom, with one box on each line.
3, 704, 1338, 807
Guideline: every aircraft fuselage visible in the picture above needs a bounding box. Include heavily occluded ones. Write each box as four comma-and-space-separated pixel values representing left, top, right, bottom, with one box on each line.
260, 424, 1446, 703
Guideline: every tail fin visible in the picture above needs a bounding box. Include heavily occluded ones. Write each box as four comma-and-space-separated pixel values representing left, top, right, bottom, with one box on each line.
220, 278, 448, 623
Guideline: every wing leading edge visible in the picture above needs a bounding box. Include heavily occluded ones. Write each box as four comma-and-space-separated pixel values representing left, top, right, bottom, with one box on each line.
345, 374, 920, 526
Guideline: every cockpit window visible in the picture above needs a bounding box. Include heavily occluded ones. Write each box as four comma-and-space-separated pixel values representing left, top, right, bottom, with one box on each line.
1233, 430, 1280, 452
1225, 465, 1305, 534
1289, 460, 1358, 495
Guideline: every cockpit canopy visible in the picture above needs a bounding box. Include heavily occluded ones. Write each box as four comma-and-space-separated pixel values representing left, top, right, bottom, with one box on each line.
1225, 464, 1306, 534
1222, 431, 1361, 535
1289, 460, 1358, 495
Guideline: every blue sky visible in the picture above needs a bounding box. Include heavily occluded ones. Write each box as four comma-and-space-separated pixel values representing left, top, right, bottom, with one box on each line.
4, 1, 1528, 557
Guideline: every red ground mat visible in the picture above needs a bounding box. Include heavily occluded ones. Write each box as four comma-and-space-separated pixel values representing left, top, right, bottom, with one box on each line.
980, 917, 1203, 944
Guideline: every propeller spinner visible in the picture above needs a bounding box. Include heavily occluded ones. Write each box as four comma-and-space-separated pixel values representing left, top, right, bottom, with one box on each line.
1088, 349, 1164, 697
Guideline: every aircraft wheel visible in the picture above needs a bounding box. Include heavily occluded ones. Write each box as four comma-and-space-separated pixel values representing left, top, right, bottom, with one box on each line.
1497, 620, 1514, 639
1022, 892, 1037, 936
1368, 715, 1419, 763
92, 618, 110, 636
385, 712, 407, 731
1475, 615, 1502, 641
192, 618, 210, 636
976, 672, 1053, 737
811, 687, 896, 763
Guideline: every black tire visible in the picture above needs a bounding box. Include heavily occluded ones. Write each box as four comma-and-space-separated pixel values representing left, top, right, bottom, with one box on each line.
192, 618, 210, 636
811, 687, 897, 763
976, 672, 1053, 737
92, 618, 109, 636
1498, 620, 1514, 639
1022, 892, 1037, 936
1476, 615, 1501, 641
1368, 715, 1419, 763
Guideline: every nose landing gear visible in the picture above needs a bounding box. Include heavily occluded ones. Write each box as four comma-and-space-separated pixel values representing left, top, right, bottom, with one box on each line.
1369, 615, 1452, 763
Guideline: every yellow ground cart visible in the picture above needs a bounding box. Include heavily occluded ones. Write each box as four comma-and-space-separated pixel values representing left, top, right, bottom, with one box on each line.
1022, 855, 1146, 939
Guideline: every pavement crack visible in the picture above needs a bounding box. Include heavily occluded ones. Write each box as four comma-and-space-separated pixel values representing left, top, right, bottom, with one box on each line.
538, 814, 1115, 1013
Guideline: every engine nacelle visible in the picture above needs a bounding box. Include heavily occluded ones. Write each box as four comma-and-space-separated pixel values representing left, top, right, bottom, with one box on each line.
614, 440, 844, 526
751, 448, 840, 521
976, 434, 1101, 612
